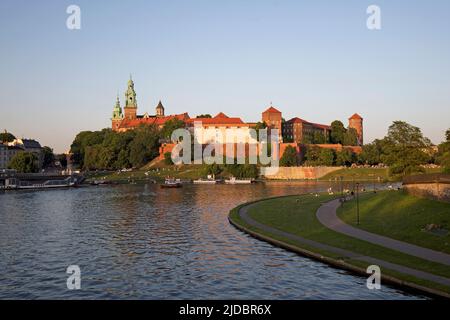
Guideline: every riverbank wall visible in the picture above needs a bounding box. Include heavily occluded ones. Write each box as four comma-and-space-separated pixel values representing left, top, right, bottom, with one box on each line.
403, 174, 450, 203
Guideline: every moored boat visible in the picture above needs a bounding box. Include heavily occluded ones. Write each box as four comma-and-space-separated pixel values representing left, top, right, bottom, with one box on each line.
193, 179, 221, 184
224, 177, 254, 184
160, 178, 182, 188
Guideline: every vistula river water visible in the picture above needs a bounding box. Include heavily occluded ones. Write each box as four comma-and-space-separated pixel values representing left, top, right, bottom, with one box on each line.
0, 181, 426, 299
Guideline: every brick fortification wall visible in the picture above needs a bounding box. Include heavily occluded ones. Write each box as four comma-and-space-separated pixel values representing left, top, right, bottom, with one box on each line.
261, 166, 342, 180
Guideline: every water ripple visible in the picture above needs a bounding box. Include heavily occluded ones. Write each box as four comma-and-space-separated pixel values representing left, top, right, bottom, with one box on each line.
0, 182, 425, 299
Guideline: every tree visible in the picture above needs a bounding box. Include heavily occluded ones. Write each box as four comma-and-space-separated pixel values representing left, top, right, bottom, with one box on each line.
70, 130, 108, 168
343, 127, 358, 146
312, 131, 326, 144
164, 152, 174, 165
330, 120, 346, 144
279, 146, 298, 167
42, 146, 55, 168
336, 149, 355, 166
304, 146, 335, 166
436, 128, 450, 173
304, 146, 321, 166
381, 121, 432, 176
225, 163, 258, 179
253, 121, 267, 141
160, 119, 185, 141
129, 125, 160, 167
203, 163, 222, 176
318, 149, 335, 166
8, 152, 38, 173
0, 131, 15, 143
358, 139, 384, 165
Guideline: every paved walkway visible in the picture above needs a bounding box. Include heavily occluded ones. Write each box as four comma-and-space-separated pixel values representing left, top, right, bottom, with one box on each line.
316, 199, 450, 266
237, 202, 450, 287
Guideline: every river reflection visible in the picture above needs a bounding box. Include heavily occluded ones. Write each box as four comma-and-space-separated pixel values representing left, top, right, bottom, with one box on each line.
0, 181, 425, 299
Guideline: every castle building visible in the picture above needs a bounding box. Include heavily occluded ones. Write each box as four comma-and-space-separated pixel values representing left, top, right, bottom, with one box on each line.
187, 112, 258, 144
111, 78, 364, 147
111, 77, 190, 132
283, 118, 331, 144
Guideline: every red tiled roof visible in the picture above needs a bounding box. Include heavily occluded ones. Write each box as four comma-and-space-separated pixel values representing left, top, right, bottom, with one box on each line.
187, 117, 245, 125
214, 112, 229, 118
349, 113, 363, 120
262, 106, 281, 114
118, 113, 190, 129
187, 112, 247, 126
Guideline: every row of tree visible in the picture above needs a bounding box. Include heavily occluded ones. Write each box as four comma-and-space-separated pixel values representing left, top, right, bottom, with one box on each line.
70, 119, 185, 170
280, 146, 356, 167
280, 121, 450, 176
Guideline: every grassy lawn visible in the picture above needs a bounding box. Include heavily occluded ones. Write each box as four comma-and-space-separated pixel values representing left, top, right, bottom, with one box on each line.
229, 193, 450, 294
319, 168, 389, 181
337, 190, 450, 254
85, 164, 208, 183
319, 167, 443, 182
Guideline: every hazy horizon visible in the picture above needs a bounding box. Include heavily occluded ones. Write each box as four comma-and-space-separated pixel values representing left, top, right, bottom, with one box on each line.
1, 0, 449, 153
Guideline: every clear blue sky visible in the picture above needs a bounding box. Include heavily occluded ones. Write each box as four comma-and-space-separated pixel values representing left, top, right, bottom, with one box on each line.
1, 0, 449, 153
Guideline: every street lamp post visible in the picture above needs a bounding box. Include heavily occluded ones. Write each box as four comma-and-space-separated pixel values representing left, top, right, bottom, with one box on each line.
356, 182, 360, 225
340, 176, 344, 207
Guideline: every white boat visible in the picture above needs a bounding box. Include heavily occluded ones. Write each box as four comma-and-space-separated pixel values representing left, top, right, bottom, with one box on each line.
4, 177, 78, 190
193, 179, 218, 184
224, 177, 254, 184
160, 178, 182, 188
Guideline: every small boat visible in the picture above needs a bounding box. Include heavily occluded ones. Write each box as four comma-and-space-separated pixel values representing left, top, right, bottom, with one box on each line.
224, 177, 254, 184
160, 178, 182, 188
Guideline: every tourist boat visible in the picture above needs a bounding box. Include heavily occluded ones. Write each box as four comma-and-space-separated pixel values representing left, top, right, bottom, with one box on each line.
160, 178, 182, 188
4, 176, 79, 190
224, 177, 254, 184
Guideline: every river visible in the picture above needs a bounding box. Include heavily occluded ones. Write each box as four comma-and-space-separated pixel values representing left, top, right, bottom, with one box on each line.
0, 181, 425, 299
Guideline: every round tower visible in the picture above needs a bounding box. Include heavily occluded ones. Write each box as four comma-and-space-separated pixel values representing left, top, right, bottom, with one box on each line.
348, 113, 363, 146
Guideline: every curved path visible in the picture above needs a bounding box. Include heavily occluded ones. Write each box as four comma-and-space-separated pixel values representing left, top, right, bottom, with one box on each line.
316, 199, 450, 267
237, 201, 450, 288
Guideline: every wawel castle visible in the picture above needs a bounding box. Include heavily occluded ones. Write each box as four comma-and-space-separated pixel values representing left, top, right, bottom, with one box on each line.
111, 77, 363, 158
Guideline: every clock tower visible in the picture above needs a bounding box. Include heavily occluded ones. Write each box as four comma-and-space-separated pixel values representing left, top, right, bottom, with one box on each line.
124, 76, 137, 120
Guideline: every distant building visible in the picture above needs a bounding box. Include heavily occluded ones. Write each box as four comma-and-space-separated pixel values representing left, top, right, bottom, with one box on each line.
0, 144, 24, 169
5, 138, 43, 169
111, 77, 190, 132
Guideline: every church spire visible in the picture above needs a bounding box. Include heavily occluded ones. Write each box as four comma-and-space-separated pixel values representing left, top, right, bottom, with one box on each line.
112, 95, 123, 120
125, 76, 137, 108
